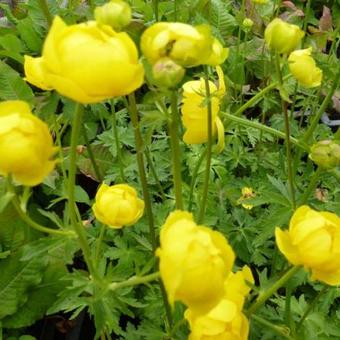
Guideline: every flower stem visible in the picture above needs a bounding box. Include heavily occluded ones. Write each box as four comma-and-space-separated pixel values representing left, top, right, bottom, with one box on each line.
168, 91, 183, 209
300, 167, 323, 204
8, 182, 75, 237
127, 93, 157, 249
111, 101, 126, 182
275, 53, 296, 209
221, 112, 309, 151
109, 272, 160, 291
68, 103, 99, 281
127, 93, 173, 329
83, 125, 103, 182
251, 315, 295, 340
153, 0, 159, 21
296, 285, 328, 331
246, 266, 301, 316
198, 66, 213, 224
188, 148, 207, 211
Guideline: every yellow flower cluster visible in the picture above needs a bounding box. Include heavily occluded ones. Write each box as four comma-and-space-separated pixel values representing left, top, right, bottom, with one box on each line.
157, 211, 253, 339
276, 206, 340, 285
0, 100, 56, 186
93, 183, 144, 228
25, 16, 144, 103
264, 18, 322, 87
181, 66, 225, 152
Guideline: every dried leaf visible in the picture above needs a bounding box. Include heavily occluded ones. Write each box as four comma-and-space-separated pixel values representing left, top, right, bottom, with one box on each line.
319, 6, 332, 32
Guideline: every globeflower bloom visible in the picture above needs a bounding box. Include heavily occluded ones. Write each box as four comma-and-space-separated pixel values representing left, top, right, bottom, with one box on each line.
24, 16, 144, 103
309, 140, 340, 169
157, 210, 235, 314
93, 183, 144, 228
0, 100, 56, 186
181, 66, 225, 152
275, 206, 340, 285
264, 18, 304, 54
237, 187, 255, 210
140, 22, 228, 67
288, 48, 323, 88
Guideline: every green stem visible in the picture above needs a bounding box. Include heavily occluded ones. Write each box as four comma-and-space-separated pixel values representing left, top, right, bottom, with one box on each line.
168, 91, 183, 209
275, 53, 296, 208
302, 68, 340, 143
296, 286, 328, 331
222, 112, 309, 151
302, 0, 312, 46
111, 101, 126, 182
127, 94, 173, 329
127, 94, 157, 248
109, 272, 160, 291
300, 167, 322, 204
95, 223, 106, 264
37, 0, 53, 27
145, 148, 166, 201
246, 266, 301, 316
83, 125, 103, 182
11, 195, 75, 237
251, 315, 295, 340
68, 103, 99, 281
232, 76, 290, 118
153, 0, 159, 21
188, 148, 207, 211
198, 67, 213, 224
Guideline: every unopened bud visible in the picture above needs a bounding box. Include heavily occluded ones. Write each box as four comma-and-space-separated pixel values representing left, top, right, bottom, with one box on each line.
243, 18, 254, 30
152, 58, 185, 89
309, 140, 340, 169
95, 0, 131, 31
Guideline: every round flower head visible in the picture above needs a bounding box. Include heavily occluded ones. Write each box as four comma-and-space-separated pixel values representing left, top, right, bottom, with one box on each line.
93, 183, 145, 228
0, 100, 56, 186
181, 66, 225, 152
141, 22, 228, 67
24, 16, 144, 103
276, 206, 340, 285
288, 48, 323, 88
157, 210, 235, 315
264, 18, 304, 54
309, 140, 340, 169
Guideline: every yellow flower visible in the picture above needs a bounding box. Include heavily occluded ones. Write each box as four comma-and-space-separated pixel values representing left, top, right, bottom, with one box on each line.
0, 100, 56, 186
140, 22, 228, 67
181, 66, 225, 152
237, 187, 255, 210
95, 0, 131, 31
185, 266, 252, 339
157, 210, 235, 314
24, 16, 144, 104
288, 48, 323, 88
93, 183, 144, 228
264, 18, 304, 54
275, 205, 340, 285
185, 302, 249, 340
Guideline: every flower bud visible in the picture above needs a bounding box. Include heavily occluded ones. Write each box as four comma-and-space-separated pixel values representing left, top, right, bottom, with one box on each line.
309, 140, 340, 169
264, 18, 304, 54
93, 183, 144, 228
0, 100, 57, 186
152, 58, 185, 89
242, 18, 254, 30
288, 48, 323, 88
276, 206, 340, 285
141, 22, 228, 67
157, 210, 235, 314
95, 0, 131, 31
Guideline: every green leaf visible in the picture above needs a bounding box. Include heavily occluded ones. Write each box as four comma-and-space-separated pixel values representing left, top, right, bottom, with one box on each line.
0, 249, 47, 319
2, 263, 68, 328
16, 17, 43, 52
0, 60, 34, 103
